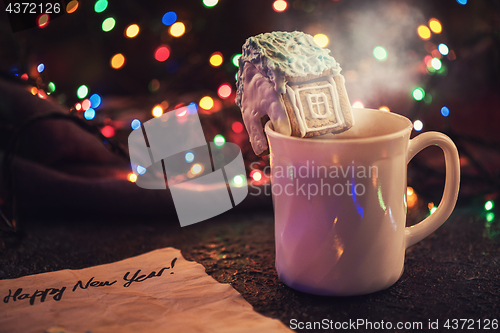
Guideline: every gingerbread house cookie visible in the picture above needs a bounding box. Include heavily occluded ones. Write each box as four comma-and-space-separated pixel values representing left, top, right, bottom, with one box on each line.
236, 31, 354, 156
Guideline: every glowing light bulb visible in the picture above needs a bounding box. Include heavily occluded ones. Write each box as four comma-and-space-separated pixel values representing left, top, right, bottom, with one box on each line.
214, 134, 225, 147
152, 105, 163, 117
273, 0, 288, 12
209, 52, 223, 67
199, 96, 214, 110
313, 34, 329, 48
102, 17, 115, 32
162, 12, 177, 26
373, 46, 388, 61
218, 84, 232, 99
131, 119, 141, 130
125, 24, 139, 38
413, 120, 423, 131
77, 85, 88, 99
417, 25, 431, 40
170, 22, 185, 37
111, 53, 125, 69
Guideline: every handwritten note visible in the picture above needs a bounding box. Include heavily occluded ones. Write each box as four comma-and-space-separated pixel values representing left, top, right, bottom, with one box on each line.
0, 247, 291, 333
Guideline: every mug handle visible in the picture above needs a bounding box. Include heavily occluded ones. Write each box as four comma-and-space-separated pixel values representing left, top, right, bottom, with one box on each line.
405, 132, 460, 248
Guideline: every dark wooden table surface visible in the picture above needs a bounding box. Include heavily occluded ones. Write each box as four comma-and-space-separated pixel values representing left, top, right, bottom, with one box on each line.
1, 201, 499, 332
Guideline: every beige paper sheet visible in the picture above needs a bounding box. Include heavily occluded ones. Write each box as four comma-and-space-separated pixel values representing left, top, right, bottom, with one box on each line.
0, 247, 291, 333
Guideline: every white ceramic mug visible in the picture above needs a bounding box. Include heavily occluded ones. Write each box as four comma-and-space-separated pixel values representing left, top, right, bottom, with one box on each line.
265, 108, 460, 296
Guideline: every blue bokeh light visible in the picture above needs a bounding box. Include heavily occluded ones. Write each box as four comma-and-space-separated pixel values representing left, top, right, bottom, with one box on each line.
162, 12, 177, 26
441, 106, 450, 117
89, 93, 102, 108
84, 108, 95, 120
456, 0, 467, 5
187, 102, 198, 114
185, 151, 195, 163
37, 63, 45, 73
136, 165, 147, 175
131, 119, 141, 130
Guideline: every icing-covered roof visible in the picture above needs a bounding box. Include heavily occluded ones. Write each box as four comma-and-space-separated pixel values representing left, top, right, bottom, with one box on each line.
236, 31, 341, 108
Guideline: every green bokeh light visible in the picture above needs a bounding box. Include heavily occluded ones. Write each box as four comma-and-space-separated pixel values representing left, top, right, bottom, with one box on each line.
214, 134, 225, 147
431, 58, 442, 70
485, 200, 494, 211
486, 212, 495, 222
373, 46, 387, 61
94, 0, 108, 13
77, 85, 88, 99
47, 82, 56, 94
203, 0, 218, 8
232, 54, 241, 67
102, 17, 115, 32
412, 88, 425, 101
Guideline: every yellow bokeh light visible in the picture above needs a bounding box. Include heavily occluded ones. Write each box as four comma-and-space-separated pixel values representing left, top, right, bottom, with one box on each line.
170, 22, 185, 37
209, 52, 223, 67
152, 105, 163, 117
191, 163, 203, 175
429, 18, 442, 34
66, 0, 79, 13
417, 25, 431, 40
128, 173, 137, 183
352, 100, 364, 108
199, 96, 214, 110
111, 53, 125, 69
125, 24, 140, 38
273, 0, 288, 12
313, 33, 329, 48
378, 106, 390, 112
407, 187, 414, 196
30, 87, 38, 95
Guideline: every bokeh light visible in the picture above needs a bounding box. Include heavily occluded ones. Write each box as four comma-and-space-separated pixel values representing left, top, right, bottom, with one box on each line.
111, 53, 125, 69
438, 43, 449, 55
101, 125, 115, 138
77, 85, 88, 99
94, 0, 108, 13
214, 134, 225, 147
152, 105, 163, 117
232, 54, 241, 67
185, 152, 195, 163
128, 173, 137, 183
456, 0, 467, 5
199, 96, 214, 110
313, 34, 329, 48
37, 63, 45, 73
75, 103, 82, 111
131, 119, 141, 130
378, 106, 390, 112
187, 102, 198, 114
136, 165, 146, 175
485, 200, 494, 211
155, 46, 170, 62
170, 22, 185, 37
89, 94, 102, 108
273, 0, 288, 12
209, 52, 223, 67
102, 17, 116, 32
66, 0, 79, 13
84, 108, 95, 120
412, 87, 425, 101
429, 18, 442, 34
417, 25, 431, 40
162, 12, 177, 26
191, 163, 203, 175
431, 58, 442, 70
37, 14, 49, 28
82, 99, 91, 111
352, 100, 364, 108
217, 84, 232, 98
30, 87, 37, 95
149, 79, 160, 92
373, 46, 387, 61
125, 24, 140, 38
440, 106, 450, 117
47, 82, 56, 94
232, 175, 245, 187
232, 121, 244, 133
486, 212, 495, 222
203, 0, 218, 7
413, 120, 423, 131
250, 170, 263, 181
